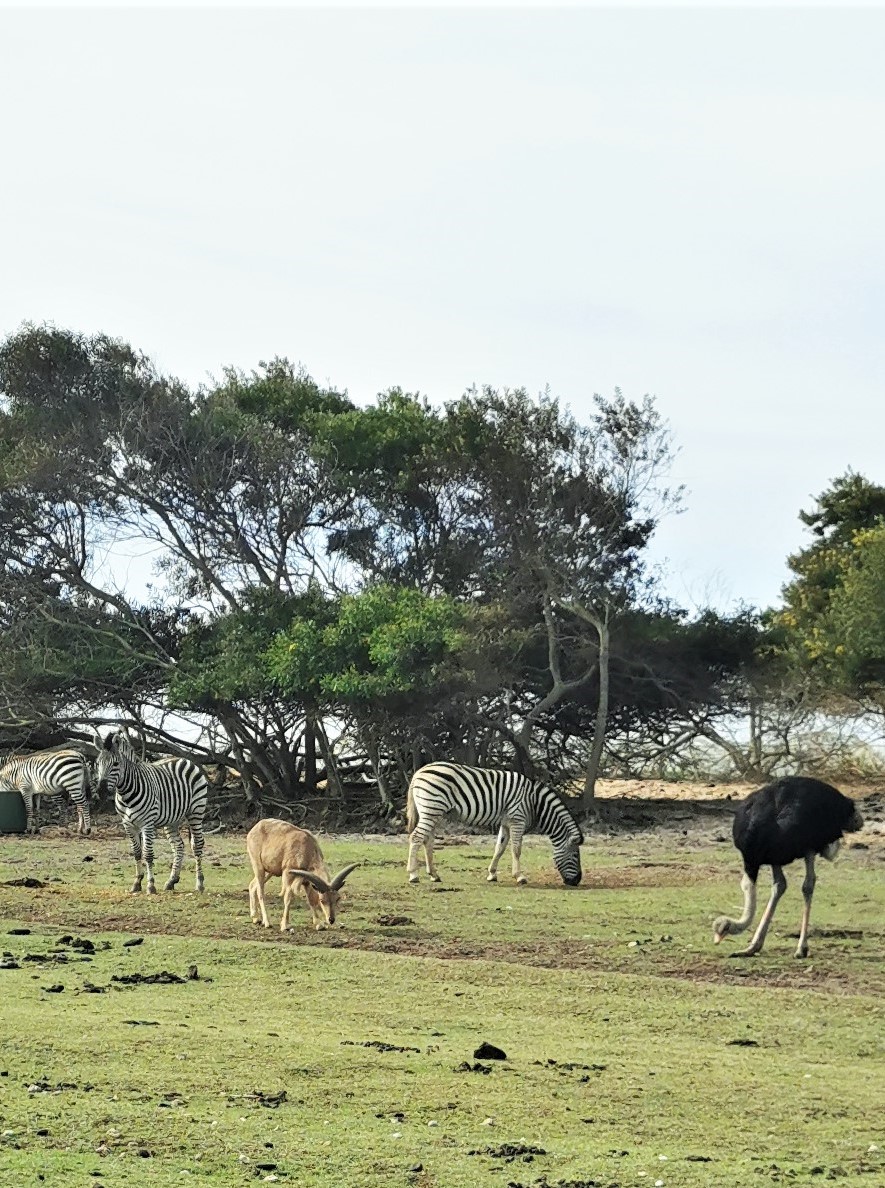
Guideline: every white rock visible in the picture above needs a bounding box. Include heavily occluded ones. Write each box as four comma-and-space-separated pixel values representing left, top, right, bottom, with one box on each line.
427, 1120, 439, 1127
482, 1118, 495, 1126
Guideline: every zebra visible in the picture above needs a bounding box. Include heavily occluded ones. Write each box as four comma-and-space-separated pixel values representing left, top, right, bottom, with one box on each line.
406, 761, 584, 887
93, 730, 209, 894
0, 749, 92, 835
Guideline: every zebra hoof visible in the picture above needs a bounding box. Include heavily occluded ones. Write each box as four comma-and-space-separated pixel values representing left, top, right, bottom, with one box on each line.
430, 875, 442, 883
163, 880, 178, 891
147, 885, 158, 895
516, 876, 528, 885
487, 874, 498, 883
408, 876, 420, 885
130, 884, 142, 894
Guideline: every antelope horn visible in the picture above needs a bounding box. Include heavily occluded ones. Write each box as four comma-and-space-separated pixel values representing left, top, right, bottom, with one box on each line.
286, 869, 331, 893
330, 863, 359, 891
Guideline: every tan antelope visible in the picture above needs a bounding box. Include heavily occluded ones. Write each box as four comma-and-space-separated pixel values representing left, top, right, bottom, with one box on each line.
246, 818, 358, 931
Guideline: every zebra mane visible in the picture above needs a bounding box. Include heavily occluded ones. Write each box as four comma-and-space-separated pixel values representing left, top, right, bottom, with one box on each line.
533, 782, 584, 844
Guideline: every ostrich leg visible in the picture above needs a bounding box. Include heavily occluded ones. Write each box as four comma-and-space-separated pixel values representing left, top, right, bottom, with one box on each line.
795, 854, 816, 959
731, 864, 787, 957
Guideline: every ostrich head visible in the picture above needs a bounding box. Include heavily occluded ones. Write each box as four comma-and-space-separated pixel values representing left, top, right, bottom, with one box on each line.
713, 915, 735, 943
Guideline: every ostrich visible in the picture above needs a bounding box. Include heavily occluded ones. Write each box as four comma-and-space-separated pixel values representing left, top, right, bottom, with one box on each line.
713, 776, 864, 958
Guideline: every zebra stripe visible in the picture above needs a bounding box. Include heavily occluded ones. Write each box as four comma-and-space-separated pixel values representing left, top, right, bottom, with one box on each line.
93, 730, 208, 893
406, 761, 583, 886
0, 749, 91, 835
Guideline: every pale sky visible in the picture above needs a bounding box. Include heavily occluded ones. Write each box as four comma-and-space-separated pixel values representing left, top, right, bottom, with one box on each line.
2, 5, 884, 615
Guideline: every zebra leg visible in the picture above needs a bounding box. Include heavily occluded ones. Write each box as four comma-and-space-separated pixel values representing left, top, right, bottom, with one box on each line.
424, 835, 441, 882
77, 798, 92, 837
487, 825, 510, 882
142, 826, 158, 895
163, 827, 185, 891
406, 826, 434, 883
21, 790, 36, 835
510, 825, 527, 884
407, 840, 421, 883
189, 820, 206, 892
126, 824, 145, 893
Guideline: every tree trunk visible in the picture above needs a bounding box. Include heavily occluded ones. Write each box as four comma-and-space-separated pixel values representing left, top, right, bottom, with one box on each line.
581, 608, 611, 815
302, 712, 317, 793
315, 718, 343, 799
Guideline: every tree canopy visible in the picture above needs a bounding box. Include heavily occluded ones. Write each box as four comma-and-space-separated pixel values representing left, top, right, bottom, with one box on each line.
0, 322, 782, 803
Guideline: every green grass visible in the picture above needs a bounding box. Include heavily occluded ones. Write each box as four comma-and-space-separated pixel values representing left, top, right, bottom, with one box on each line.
0, 821, 883, 1187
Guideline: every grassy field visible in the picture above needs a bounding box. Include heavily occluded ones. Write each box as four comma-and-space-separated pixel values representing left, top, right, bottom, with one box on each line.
0, 808, 883, 1187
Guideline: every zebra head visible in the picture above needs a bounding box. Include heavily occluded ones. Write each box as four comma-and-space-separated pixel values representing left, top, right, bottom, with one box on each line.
553, 836, 583, 886
538, 787, 584, 886
93, 730, 135, 797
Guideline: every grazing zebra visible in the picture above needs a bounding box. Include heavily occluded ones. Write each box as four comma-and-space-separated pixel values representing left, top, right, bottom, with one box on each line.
93, 730, 208, 894
406, 762, 584, 886
0, 749, 92, 835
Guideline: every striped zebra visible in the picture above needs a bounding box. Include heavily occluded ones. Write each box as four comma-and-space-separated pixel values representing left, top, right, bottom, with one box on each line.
406, 762, 584, 887
0, 749, 92, 836
93, 730, 209, 894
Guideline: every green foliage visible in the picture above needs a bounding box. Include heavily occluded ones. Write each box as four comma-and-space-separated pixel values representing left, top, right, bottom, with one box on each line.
0, 590, 174, 712
774, 472, 885, 700
825, 525, 885, 691
0, 322, 729, 788
169, 588, 324, 711
267, 584, 472, 708
213, 356, 352, 433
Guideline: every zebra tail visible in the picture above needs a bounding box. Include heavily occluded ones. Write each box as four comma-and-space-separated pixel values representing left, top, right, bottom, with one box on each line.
406, 783, 417, 834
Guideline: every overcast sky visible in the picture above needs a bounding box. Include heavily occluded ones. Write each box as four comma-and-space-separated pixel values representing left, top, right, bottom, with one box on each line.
2, 5, 883, 614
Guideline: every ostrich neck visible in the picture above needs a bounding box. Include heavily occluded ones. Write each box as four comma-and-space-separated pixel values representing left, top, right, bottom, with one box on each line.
729, 872, 757, 932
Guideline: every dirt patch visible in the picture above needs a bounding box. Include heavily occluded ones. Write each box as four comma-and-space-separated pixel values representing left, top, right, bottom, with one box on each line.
341, 1039, 420, 1054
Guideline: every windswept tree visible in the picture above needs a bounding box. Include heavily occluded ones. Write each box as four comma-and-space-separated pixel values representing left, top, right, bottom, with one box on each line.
1, 322, 701, 804
265, 584, 488, 807
774, 471, 885, 704
0, 325, 355, 773
450, 386, 682, 804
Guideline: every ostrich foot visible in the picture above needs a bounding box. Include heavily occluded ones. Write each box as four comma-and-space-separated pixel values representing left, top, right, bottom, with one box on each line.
729, 947, 761, 958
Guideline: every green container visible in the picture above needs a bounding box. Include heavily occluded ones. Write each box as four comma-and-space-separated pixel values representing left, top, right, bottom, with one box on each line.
0, 790, 27, 833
